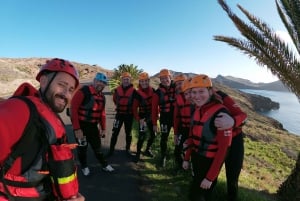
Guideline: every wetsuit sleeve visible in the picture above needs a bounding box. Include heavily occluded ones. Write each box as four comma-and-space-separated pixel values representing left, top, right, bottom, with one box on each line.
151, 92, 159, 126
130, 89, 137, 114
217, 90, 247, 127
206, 117, 232, 181
173, 99, 180, 135
100, 103, 106, 130
183, 135, 192, 161
70, 89, 85, 130
112, 88, 117, 105
132, 95, 140, 121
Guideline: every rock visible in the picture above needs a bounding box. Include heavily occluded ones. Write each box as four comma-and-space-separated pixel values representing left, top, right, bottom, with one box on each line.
246, 93, 280, 112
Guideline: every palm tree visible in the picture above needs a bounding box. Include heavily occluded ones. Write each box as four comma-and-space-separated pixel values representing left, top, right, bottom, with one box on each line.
111, 64, 143, 80
108, 64, 143, 91
214, 0, 300, 200
215, 0, 300, 99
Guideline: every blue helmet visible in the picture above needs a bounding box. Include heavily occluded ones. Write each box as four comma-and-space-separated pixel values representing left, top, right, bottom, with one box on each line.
95, 72, 107, 84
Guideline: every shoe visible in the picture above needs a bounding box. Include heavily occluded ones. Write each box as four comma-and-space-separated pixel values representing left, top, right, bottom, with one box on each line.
102, 164, 114, 172
143, 150, 154, 158
81, 167, 90, 176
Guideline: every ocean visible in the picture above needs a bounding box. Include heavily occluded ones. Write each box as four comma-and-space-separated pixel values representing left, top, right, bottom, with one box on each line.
240, 89, 300, 136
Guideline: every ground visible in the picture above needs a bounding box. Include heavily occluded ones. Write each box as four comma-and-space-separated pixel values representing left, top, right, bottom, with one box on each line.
61, 86, 152, 201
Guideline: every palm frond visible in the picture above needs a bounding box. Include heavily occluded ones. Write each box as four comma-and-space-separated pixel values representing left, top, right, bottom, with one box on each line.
215, 0, 300, 99
276, 0, 300, 54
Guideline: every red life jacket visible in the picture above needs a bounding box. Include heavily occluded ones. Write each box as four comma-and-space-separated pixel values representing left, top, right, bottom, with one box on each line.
115, 85, 135, 114
190, 103, 226, 158
175, 93, 194, 128
78, 85, 105, 123
156, 82, 176, 113
136, 87, 154, 115
0, 96, 78, 200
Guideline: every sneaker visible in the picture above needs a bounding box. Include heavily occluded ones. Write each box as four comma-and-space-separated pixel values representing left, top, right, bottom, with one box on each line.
102, 164, 114, 172
81, 167, 90, 176
143, 150, 154, 158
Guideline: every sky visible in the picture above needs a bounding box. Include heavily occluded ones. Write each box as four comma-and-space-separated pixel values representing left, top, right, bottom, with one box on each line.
0, 0, 289, 83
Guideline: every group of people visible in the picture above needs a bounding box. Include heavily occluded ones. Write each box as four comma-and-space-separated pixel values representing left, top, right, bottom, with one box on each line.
99, 68, 247, 201
0, 58, 247, 201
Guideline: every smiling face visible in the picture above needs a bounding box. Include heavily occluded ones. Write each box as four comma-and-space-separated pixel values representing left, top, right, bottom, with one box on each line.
40, 72, 76, 113
190, 87, 212, 107
159, 75, 171, 87
139, 79, 149, 89
121, 77, 131, 87
94, 79, 106, 92
175, 80, 184, 93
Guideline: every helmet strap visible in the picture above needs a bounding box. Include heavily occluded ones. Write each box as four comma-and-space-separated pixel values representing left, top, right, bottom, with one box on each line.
40, 72, 58, 105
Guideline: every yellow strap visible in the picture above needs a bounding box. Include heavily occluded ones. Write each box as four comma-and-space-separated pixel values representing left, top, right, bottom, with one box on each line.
51, 172, 77, 185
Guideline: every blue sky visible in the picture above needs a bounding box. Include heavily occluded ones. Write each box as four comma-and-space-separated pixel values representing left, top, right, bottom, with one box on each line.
0, 0, 287, 83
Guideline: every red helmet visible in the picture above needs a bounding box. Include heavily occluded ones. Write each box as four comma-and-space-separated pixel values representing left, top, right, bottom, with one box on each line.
36, 58, 79, 88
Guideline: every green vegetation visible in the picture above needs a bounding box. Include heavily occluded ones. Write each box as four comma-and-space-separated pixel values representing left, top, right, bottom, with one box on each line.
214, 1, 300, 198
133, 125, 299, 201
131, 83, 300, 201
108, 64, 143, 91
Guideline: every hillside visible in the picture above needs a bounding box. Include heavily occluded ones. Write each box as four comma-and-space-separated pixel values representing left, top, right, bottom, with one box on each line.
0, 57, 112, 96
214, 75, 289, 92
1, 58, 300, 198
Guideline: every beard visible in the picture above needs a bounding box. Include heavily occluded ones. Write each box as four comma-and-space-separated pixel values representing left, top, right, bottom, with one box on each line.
96, 85, 104, 92
46, 92, 68, 113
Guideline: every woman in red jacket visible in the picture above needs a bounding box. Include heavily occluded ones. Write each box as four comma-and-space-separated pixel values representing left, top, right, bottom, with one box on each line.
183, 74, 233, 201
214, 90, 247, 201
0, 58, 84, 201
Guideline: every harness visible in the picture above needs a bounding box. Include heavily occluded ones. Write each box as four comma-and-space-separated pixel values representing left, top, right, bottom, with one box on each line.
136, 87, 154, 116
176, 93, 193, 128
115, 86, 134, 114
0, 96, 50, 201
78, 85, 106, 122
156, 83, 176, 113
190, 104, 225, 157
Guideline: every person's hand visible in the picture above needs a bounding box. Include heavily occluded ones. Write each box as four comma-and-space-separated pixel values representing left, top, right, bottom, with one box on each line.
139, 119, 145, 126
153, 125, 159, 133
65, 193, 85, 201
214, 112, 234, 130
182, 161, 189, 170
99, 129, 106, 138
74, 129, 84, 140
200, 178, 212, 190
174, 134, 178, 145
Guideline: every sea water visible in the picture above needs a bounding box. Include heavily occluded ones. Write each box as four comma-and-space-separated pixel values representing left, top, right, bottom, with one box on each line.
240, 89, 300, 136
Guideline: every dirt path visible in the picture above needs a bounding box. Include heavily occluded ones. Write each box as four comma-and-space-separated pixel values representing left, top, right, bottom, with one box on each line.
61, 86, 151, 201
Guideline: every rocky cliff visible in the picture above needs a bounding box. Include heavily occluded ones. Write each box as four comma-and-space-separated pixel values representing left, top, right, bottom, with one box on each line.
244, 93, 280, 112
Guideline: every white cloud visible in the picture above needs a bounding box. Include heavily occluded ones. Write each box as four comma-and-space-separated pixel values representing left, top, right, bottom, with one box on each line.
275, 30, 293, 44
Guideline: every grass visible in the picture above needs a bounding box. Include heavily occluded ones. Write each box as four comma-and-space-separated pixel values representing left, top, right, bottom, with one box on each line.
128, 83, 300, 201
131, 119, 299, 201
